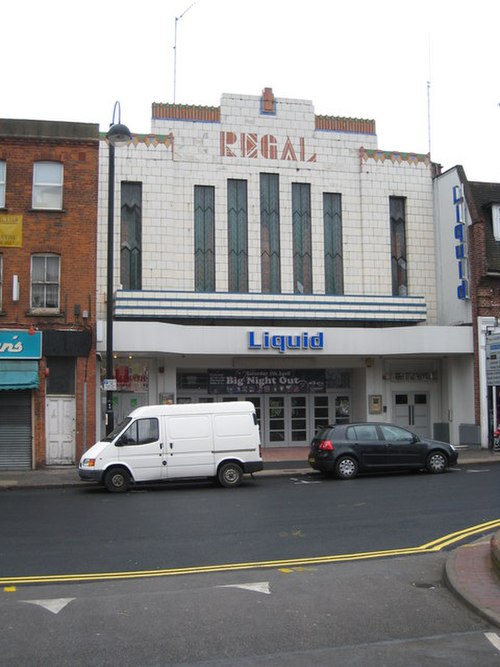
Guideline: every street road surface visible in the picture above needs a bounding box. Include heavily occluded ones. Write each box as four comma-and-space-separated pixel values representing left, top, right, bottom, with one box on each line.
1, 463, 499, 665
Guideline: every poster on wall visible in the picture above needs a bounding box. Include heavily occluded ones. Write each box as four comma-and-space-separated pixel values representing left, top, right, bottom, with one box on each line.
112, 361, 149, 392
208, 369, 325, 395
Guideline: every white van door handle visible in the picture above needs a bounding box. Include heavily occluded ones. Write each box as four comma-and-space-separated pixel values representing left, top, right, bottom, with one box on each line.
169, 442, 173, 449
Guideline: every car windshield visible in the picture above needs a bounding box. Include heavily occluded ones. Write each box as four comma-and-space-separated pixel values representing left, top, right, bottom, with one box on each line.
102, 417, 132, 443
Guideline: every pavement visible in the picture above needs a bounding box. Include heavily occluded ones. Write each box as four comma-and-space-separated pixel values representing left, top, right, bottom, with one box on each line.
0, 445, 499, 628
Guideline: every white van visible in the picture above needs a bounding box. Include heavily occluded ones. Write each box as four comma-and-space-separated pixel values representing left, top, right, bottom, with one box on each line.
79, 401, 263, 492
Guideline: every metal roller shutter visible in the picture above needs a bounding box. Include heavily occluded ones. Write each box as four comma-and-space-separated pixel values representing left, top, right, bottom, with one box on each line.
0, 391, 32, 469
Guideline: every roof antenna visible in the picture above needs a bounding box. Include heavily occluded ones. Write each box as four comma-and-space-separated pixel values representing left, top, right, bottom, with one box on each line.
427, 35, 432, 156
173, 3, 196, 104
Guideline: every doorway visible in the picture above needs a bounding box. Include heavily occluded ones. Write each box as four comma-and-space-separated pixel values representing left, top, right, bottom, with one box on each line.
45, 357, 76, 464
393, 392, 430, 438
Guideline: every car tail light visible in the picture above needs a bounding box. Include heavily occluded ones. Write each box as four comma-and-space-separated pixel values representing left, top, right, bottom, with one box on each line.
318, 440, 334, 451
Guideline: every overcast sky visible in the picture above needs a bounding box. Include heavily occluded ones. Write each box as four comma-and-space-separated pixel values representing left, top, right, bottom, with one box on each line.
2, 0, 499, 181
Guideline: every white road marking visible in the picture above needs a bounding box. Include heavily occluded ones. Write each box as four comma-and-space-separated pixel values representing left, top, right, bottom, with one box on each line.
485, 633, 500, 652
218, 582, 271, 595
21, 598, 75, 614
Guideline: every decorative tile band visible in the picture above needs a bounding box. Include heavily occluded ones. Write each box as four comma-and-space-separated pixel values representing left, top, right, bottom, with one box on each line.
361, 147, 431, 166
152, 103, 221, 122
315, 115, 375, 135
99, 133, 174, 148
152, 103, 376, 136
114, 290, 427, 323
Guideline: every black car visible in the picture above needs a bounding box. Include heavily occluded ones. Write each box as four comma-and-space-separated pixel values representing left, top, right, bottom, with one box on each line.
308, 422, 458, 479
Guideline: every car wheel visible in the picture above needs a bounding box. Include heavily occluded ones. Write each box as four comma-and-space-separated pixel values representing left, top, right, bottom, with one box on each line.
335, 456, 358, 480
104, 467, 132, 493
218, 462, 243, 488
426, 451, 448, 474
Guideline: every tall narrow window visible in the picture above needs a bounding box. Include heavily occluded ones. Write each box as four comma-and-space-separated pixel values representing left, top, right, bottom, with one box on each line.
31, 254, 60, 310
194, 185, 215, 292
260, 173, 281, 293
227, 179, 248, 293
32, 162, 63, 210
390, 196, 407, 296
0, 161, 5, 208
121, 182, 142, 290
292, 183, 312, 294
323, 193, 343, 294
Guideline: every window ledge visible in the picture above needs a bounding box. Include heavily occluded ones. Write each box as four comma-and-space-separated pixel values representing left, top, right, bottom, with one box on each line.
27, 309, 64, 317
28, 208, 66, 213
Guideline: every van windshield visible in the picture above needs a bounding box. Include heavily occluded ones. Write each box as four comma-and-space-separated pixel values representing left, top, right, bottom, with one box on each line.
102, 418, 132, 443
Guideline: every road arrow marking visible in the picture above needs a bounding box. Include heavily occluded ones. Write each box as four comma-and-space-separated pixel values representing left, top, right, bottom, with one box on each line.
485, 633, 500, 652
218, 582, 270, 595
22, 598, 75, 614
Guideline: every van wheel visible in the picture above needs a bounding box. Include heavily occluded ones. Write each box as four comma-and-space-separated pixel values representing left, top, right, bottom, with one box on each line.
218, 462, 243, 488
104, 467, 131, 493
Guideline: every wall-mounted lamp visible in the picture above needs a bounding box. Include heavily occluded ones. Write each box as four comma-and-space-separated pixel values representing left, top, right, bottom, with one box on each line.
12, 275, 19, 302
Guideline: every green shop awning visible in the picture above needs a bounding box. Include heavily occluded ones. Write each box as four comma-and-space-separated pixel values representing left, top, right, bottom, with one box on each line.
0, 360, 39, 390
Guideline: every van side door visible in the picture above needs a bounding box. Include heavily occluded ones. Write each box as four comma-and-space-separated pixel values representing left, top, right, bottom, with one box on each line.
165, 414, 215, 479
116, 417, 163, 482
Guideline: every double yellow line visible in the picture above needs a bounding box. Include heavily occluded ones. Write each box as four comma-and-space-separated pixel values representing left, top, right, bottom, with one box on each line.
2, 519, 500, 587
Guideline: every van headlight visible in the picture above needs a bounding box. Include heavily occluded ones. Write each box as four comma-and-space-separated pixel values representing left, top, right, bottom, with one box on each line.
81, 458, 96, 467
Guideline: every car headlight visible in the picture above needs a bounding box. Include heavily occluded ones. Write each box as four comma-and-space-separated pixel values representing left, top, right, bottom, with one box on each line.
81, 458, 96, 467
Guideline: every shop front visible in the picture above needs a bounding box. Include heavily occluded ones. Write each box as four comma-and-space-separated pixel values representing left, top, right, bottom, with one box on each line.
0, 330, 42, 469
101, 321, 475, 447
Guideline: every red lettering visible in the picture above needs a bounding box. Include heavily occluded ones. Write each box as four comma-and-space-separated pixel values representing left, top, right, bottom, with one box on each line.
220, 131, 237, 157
280, 137, 297, 161
242, 133, 258, 158
300, 137, 317, 162
261, 135, 278, 160
220, 131, 316, 162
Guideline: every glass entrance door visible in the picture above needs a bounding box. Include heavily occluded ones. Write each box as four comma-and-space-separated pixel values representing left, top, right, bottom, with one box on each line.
268, 396, 285, 443
263, 395, 310, 446
291, 396, 307, 442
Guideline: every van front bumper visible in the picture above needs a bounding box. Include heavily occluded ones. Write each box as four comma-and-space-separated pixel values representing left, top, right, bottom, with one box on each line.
78, 468, 102, 482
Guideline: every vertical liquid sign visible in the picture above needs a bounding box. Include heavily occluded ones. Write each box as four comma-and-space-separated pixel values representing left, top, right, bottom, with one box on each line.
453, 185, 469, 300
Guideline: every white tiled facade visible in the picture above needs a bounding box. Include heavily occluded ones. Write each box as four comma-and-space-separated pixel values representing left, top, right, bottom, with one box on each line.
96, 89, 475, 447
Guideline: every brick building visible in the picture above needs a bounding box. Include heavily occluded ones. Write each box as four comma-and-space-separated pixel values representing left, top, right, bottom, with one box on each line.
95, 88, 474, 447
0, 119, 99, 468
434, 166, 500, 447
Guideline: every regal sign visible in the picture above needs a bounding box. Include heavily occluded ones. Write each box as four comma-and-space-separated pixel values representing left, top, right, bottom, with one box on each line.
221, 132, 317, 162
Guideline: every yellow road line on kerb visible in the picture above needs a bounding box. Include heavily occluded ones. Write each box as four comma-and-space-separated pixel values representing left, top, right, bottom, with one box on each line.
2, 519, 500, 587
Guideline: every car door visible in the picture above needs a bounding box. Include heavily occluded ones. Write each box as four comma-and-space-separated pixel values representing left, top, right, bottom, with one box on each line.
345, 424, 386, 468
378, 424, 426, 468
117, 417, 164, 481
